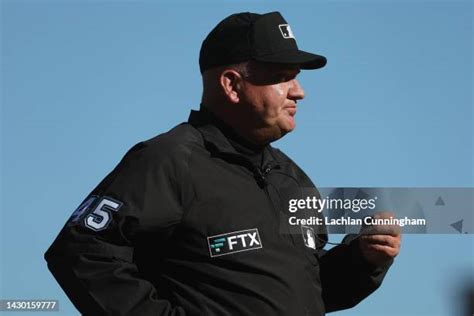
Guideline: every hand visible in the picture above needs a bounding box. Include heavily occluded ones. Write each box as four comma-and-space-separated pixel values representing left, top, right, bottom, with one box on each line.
358, 212, 402, 266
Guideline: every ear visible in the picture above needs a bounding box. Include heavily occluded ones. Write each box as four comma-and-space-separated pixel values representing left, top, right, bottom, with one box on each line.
220, 69, 243, 104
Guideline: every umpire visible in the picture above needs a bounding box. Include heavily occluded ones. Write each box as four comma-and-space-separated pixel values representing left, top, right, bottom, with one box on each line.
45, 11, 401, 315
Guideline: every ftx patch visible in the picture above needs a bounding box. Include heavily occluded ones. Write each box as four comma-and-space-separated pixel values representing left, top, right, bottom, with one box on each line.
207, 228, 262, 258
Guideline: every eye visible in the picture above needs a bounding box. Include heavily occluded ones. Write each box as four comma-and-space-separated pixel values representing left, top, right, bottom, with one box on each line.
275, 71, 298, 83
276, 73, 292, 82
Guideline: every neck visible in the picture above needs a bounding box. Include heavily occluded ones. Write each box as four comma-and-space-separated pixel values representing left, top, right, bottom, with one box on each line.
200, 105, 267, 150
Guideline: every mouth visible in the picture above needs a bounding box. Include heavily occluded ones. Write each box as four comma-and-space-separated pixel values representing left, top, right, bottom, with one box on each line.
284, 106, 297, 116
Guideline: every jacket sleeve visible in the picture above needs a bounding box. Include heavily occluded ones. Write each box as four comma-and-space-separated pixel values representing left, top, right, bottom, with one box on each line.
45, 142, 192, 316
318, 234, 393, 312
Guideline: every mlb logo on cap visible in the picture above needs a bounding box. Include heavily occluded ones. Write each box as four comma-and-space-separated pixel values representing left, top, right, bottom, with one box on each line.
278, 24, 295, 39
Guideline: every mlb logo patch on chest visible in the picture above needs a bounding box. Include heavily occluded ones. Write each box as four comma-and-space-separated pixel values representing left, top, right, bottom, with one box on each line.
301, 225, 316, 250
207, 228, 262, 257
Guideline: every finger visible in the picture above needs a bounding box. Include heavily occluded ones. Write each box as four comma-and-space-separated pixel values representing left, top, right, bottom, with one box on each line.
360, 223, 401, 236
361, 224, 401, 236
361, 211, 396, 226
361, 212, 402, 236
365, 243, 400, 257
360, 235, 400, 248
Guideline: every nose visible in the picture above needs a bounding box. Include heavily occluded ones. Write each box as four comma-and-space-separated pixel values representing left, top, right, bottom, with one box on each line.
288, 79, 305, 101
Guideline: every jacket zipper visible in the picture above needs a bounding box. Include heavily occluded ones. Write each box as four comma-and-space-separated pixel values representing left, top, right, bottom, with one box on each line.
259, 164, 298, 247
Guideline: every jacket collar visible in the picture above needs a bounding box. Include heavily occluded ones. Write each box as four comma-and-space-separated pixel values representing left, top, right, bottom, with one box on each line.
188, 109, 238, 155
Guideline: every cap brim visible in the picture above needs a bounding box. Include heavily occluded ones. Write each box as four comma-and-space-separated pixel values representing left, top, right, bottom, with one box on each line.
254, 49, 327, 70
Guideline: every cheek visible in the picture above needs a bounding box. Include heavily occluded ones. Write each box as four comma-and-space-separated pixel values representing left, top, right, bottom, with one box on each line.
268, 86, 288, 117
249, 85, 288, 121
264, 85, 286, 111
272, 85, 285, 98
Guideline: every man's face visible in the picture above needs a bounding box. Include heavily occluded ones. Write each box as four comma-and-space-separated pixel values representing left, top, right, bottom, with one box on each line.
238, 61, 305, 142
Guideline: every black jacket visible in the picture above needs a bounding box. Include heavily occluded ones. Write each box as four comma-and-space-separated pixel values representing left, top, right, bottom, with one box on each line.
45, 109, 392, 315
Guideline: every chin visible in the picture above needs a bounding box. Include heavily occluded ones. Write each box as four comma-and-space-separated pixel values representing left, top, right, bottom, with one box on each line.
283, 115, 296, 130
275, 126, 295, 141
263, 120, 296, 143
282, 121, 296, 134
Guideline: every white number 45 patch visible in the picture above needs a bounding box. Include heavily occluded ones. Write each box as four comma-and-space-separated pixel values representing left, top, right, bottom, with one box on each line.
69, 196, 123, 231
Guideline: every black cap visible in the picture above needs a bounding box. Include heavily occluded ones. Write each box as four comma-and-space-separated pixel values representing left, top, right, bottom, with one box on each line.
199, 11, 327, 73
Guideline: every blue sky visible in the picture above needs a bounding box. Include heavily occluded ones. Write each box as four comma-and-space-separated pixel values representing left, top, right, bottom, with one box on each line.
1, 1, 473, 315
